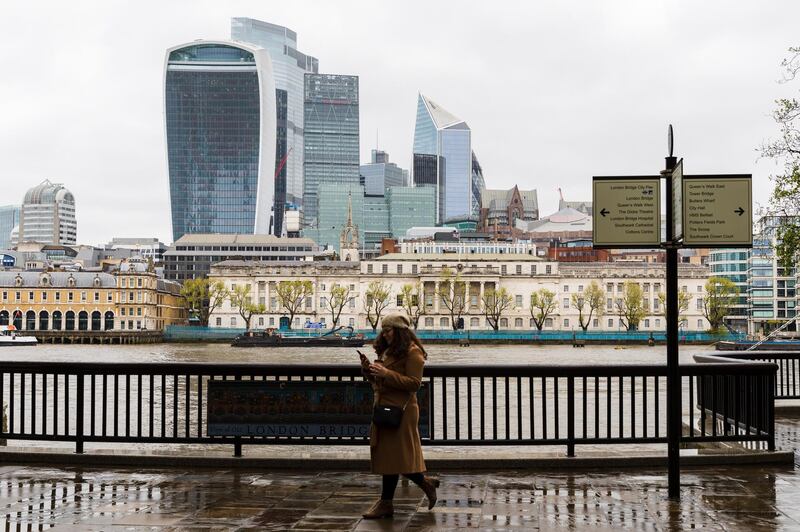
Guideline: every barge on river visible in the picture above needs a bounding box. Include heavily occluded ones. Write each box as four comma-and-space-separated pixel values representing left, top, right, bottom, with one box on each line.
0, 326, 37, 346
232, 326, 365, 348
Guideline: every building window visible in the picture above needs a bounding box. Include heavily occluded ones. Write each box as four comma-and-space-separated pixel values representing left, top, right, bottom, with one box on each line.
367, 264, 373, 274
230, 317, 236, 327
107, 293, 112, 302
15, 292, 20, 302
644, 319, 650, 328
643, 283, 650, 293
681, 285, 687, 293
563, 285, 569, 293
697, 285, 702, 293
578, 285, 583, 292
515, 318, 523, 327
382, 264, 388, 274
501, 265, 507, 275
42, 292, 47, 301
396, 295, 403, 306
28, 291, 34, 302
439, 317, 449, 328
425, 317, 434, 327
138, 278, 143, 288
397, 264, 403, 274
607, 298, 613, 310
617, 283, 623, 293
515, 295, 523, 307
94, 292, 99, 302
592, 318, 598, 328
607, 283, 613, 293
306, 297, 312, 309
349, 298, 355, 308
499, 318, 508, 328
653, 298, 659, 311
216, 317, 222, 327
563, 298, 569, 309
137, 308, 142, 316
516, 265, 522, 275
564, 319, 569, 328
608, 318, 614, 328
545, 265, 552, 274
121, 308, 126, 316
696, 299, 702, 310
349, 317, 355, 326
320, 297, 327, 308
412, 264, 418, 274
470, 317, 480, 327
121, 278, 127, 288
321, 284, 326, 291
697, 319, 703, 329
269, 317, 275, 326
350, 284, 355, 291
258, 317, 264, 327
544, 318, 553, 328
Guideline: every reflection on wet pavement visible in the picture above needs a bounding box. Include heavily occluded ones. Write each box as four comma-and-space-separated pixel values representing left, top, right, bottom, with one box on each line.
0, 463, 799, 531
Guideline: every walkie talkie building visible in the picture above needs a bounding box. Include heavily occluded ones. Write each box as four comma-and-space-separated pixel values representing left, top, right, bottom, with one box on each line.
164, 40, 276, 241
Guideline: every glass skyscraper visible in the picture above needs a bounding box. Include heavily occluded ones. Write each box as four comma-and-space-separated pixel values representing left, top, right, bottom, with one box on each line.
0, 205, 20, 249
412, 94, 482, 224
164, 41, 276, 242
303, 74, 360, 227
231, 18, 319, 226
360, 150, 408, 196
303, 184, 435, 254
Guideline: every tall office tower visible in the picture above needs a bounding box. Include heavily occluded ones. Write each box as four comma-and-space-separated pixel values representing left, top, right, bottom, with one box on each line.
303, 74, 360, 227
0, 206, 20, 249
231, 18, 319, 234
164, 41, 277, 242
412, 94, 482, 224
360, 150, 408, 196
18, 180, 77, 245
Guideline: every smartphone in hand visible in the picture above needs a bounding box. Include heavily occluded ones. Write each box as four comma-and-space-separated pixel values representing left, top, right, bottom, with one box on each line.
357, 349, 370, 367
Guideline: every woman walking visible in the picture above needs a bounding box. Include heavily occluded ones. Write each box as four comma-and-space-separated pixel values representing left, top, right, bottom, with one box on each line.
361, 313, 438, 519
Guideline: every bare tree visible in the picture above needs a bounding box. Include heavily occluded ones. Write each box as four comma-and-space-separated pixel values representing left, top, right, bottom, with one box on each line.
530, 288, 557, 331
275, 280, 313, 330
438, 267, 466, 330
325, 283, 354, 330
570, 281, 605, 331
400, 283, 425, 328
229, 284, 266, 330
482, 285, 513, 331
364, 281, 392, 331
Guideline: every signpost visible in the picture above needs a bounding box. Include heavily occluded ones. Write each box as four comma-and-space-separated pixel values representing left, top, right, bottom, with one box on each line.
592, 177, 661, 247
591, 125, 753, 500
682, 175, 752, 247
671, 159, 683, 240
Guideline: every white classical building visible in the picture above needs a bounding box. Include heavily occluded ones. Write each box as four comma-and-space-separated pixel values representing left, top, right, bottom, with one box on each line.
209, 253, 711, 332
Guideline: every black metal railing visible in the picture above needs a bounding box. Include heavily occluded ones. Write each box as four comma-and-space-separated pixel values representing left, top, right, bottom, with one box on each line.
0, 360, 776, 457
702, 351, 800, 399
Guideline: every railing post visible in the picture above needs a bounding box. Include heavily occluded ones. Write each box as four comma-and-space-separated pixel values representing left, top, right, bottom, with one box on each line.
567, 377, 575, 457
75, 373, 84, 454
234, 437, 242, 457
768, 373, 776, 452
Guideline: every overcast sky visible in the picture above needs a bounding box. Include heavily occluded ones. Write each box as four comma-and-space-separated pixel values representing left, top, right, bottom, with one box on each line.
1, 1, 798, 245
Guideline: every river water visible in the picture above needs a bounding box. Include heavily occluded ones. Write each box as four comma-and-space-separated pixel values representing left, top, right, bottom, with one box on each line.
0, 342, 712, 365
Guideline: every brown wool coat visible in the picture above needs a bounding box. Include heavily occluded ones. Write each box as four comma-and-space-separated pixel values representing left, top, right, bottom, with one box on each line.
367, 345, 426, 475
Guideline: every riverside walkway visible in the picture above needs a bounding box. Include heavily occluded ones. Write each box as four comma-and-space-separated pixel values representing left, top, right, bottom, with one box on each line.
0, 416, 799, 531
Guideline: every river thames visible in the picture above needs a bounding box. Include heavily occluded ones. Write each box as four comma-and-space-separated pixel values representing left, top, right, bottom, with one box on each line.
0, 342, 710, 364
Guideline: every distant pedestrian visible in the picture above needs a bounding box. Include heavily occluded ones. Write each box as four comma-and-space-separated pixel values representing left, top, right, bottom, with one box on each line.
361, 313, 438, 519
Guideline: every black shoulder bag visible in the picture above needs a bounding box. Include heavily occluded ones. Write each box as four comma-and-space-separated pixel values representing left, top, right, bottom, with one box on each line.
372, 401, 408, 428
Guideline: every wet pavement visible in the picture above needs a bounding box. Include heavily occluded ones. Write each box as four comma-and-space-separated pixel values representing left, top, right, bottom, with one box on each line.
1, 462, 800, 531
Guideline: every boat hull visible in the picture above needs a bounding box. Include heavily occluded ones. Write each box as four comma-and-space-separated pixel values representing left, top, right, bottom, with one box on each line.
231, 335, 365, 348
0, 339, 37, 347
